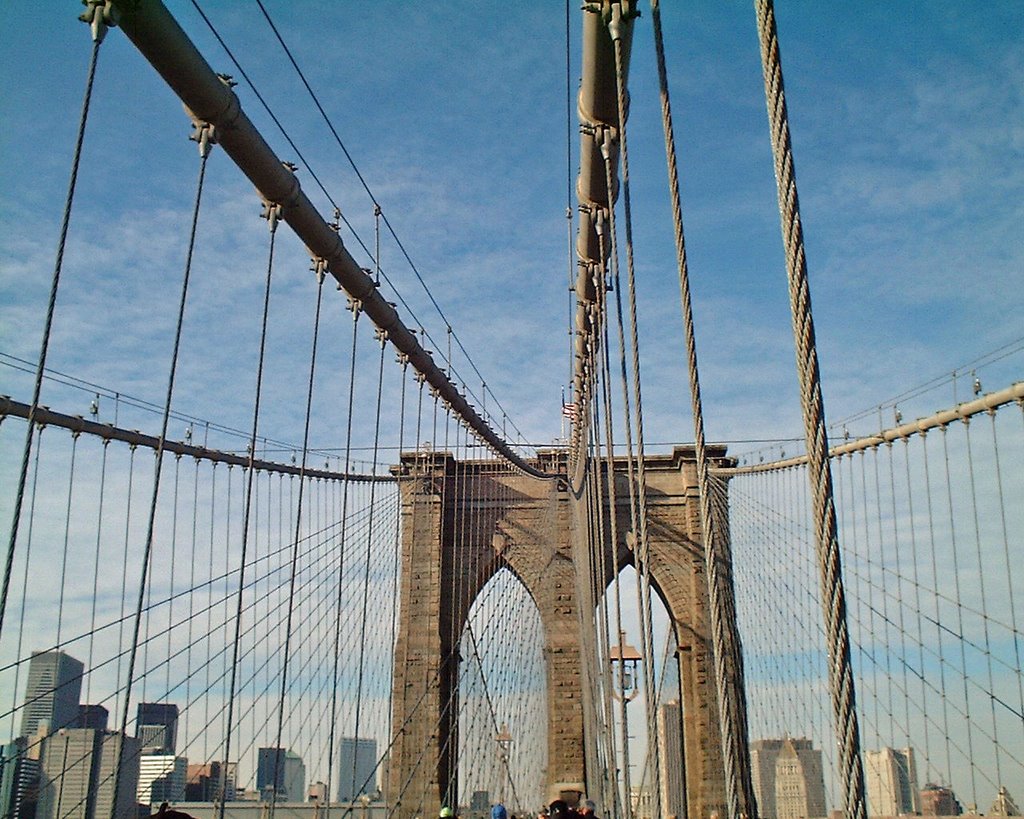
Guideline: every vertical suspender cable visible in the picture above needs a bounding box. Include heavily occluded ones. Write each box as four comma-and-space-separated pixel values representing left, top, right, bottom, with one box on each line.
219, 197, 278, 819
269, 272, 325, 819
351, 337, 388, 796
753, 4, 867, 817
325, 308, 361, 819
0, 8, 110, 640
117, 140, 213, 817
648, 4, 757, 816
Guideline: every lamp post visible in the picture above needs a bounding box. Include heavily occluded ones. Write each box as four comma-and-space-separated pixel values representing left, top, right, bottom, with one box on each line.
610, 631, 642, 819
495, 722, 513, 808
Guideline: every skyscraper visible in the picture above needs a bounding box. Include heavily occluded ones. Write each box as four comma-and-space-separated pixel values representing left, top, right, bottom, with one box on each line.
257, 747, 283, 797
774, 738, 827, 819
137, 754, 187, 805
136, 702, 179, 755
657, 700, 685, 819
36, 729, 96, 819
257, 747, 306, 800
74, 705, 108, 732
19, 651, 84, 737
34, 729, 139, 819
336, 738, 377, 802
750, 738, 827, 819
751, 739, 787, 818
0, 736, 41, 819
865, 747, 919, 816
284, 751, 305, 804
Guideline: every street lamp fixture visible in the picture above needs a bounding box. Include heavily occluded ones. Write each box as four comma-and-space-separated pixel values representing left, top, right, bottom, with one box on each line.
609, 630, 642, 702
495, 723, 513, 806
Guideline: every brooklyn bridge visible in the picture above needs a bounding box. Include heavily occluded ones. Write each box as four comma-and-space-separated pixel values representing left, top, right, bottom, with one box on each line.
0, 3, 1020, 819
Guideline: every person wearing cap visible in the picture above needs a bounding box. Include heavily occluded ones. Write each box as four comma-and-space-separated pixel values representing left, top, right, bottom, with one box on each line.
579, 801, 596, 819
440, 808, 455, 819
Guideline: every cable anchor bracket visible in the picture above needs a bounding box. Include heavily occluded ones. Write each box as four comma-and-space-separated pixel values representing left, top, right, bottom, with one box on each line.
260, 200, 283, 233
79, 0, 119, 43
189, 120, 218, 158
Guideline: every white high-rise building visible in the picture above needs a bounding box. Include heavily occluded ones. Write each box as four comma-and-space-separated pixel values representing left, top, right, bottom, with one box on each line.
865, 747, 919, 816
137, 754, 187, 805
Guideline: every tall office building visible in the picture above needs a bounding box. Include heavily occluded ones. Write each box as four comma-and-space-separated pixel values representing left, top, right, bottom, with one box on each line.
865, 747, 919, 816
751, 739, 787, 818
0, 735, 42, 819
137, 754, 187, 805
74, 705, 108, 732
20, 651, 84, 737
35, 729, 139, 819
136, 702, 179, 755
92, 732, 141, 819
336, 738, 377, 802
657, 700, 686, 819
36, 729, 95, 819
750, 738, 827, 819
257, 747, 285, 798
774, 738, 827, 819
257, 748, 303, 800
283, 751, 305, 804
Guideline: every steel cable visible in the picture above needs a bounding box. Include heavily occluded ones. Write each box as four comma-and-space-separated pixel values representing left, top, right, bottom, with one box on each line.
1, 28, 105, 642
753, 3, 867, 816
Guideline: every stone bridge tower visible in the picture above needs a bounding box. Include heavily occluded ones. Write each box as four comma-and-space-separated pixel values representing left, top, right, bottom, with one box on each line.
386, 446, 741, 819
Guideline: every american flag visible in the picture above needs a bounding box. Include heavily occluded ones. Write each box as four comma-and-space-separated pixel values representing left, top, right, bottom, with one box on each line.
561, 402, 578, 420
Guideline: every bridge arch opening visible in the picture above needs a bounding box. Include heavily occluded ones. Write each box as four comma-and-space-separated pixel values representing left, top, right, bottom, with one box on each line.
458, 566, 547, 816
599, 564, 678, 803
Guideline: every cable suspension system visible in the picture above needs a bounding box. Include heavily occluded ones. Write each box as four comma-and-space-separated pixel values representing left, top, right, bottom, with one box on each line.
109, 0, 547, 479
754, 3, 867, 817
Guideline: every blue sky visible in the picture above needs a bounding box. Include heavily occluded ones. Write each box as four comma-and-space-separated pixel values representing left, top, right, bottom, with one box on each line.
1, 2, 1021, 460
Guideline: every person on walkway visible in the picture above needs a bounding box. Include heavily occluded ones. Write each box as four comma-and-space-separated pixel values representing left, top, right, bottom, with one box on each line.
492, 804, 508, 819
549, 800, 570, 819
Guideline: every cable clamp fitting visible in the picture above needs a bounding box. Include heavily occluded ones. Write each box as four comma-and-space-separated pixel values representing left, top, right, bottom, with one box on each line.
260, 201, 283, 233
79, 0, 119, 44
346, 296, 363, 318
374, 327, 389, 347
310, 257, 328, 285
189, 121, 218, 159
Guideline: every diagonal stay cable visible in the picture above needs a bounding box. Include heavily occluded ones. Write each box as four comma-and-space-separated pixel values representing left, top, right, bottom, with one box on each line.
250, 0, 528, 445
1, 11, 109, 642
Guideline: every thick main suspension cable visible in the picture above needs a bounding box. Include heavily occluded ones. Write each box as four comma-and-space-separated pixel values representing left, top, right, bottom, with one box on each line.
108, 0, 547, 478
754, 3, 867, 817
649, 2, 757, 816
